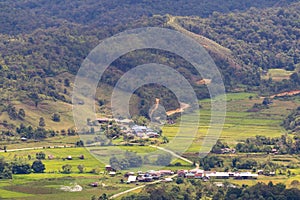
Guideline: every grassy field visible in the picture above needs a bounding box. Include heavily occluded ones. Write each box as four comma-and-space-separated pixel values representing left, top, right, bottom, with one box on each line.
0, 100, 75, 132
1, 92, 300, 199
0, 173, 139, 200
162, 92, 298, 153
0, 146, 193, 200
0, 135, 80, 150
261, 68, 294, 81
1, 147, 104, 173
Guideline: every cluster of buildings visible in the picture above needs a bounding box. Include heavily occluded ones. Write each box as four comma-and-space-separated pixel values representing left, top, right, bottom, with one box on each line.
220, 148, 236, 154
128, 125, 160, 138
125, 170, 174, 183
124, 168, 259, 184
177, 169, 258, 181
96, 118, 160, 139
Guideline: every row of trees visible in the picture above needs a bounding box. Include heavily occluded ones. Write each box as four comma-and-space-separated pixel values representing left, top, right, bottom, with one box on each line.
2, 104, 60, 124
3, 104, 25, 120
109, 151, 143, 170
1, 123, 78, 142
120, 179, 300, 200
235, 135, 300, 154
199, 153, 289, 174
0, 157, 45, 178
109, 151, 173, 170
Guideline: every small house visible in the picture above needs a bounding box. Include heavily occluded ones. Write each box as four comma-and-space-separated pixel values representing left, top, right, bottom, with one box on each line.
127, 175, 137, 183
271, 149, 278, 154
66, 156, 72, 160
142, 174, 153, 182
234, 172, 258, 179
105, 165, 113, 172
177, 170, 186, 177
146, 132, 159, 138
132, 125, 147, 134
97, 118, 111, 123
109, 171, 116, 176
257, 170, 264, 175
269, 171, 276, 176
185, 173, 195, 178
206, 172, 229, 179
124, 172, 135, 177
221, 148, 236, 154
89, 182, 98, 187
163, 178, 173, 182
195, 173, 203, 179
159, 170, 174, 176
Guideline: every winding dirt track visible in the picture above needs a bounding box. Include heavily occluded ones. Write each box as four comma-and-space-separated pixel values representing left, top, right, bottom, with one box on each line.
166, 102, 190, 116
270, 90, 300, 98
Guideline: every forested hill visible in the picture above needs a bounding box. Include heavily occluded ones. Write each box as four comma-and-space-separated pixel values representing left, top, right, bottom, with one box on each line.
283, 107, 300, 134
0, 0, 298, 35
177, 4, 300, 72
0, 0, 300, 129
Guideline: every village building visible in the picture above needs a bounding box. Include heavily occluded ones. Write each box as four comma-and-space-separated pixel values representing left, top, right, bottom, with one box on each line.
185, 172, 195, 178
89, 182, 98, 187
159, 170, 174, 176
234, 172, 258, 179
162, 178, 173, 182
109, 171, 116, 176
96, 118, 112, 124
127, 175, 137, 183
138, 174, 153, 182
269, 171, 276, 176
257, 170, 264, 175
132, 125, 147, 133
115, 119, 133, 125
195, 173, 203, 179
105, 165, 114, 172
204, 172, 230, 179
146, 132, 159, 138
66, 156, 72, 160
271, 148, 278, 154
177, 170, 187, 177
221, 148, 236, 154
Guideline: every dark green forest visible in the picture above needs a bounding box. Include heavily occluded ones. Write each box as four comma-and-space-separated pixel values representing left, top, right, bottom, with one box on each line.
0, 0, 299, 121
283, 106, 300, 133
178, 5, 300, 71
0, 0, 298, 35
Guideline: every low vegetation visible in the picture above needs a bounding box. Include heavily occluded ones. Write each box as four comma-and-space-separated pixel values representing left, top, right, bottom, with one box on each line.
120, 180, 300, 200
282, 106, 300, 133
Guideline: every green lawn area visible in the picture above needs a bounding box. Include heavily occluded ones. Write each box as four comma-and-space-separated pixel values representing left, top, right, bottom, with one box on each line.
162, 92, 298, 153
0, 173, 139, 200
0, 100, 75, 132
262, 68, 294, 81
1, 147, 104, 173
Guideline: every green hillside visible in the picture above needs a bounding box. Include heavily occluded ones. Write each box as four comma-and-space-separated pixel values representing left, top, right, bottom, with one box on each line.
283, 106, 300, 134
0, 0, 299, 130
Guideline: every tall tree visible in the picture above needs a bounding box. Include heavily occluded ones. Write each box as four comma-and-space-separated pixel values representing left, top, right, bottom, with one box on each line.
32, 160, 45, 173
